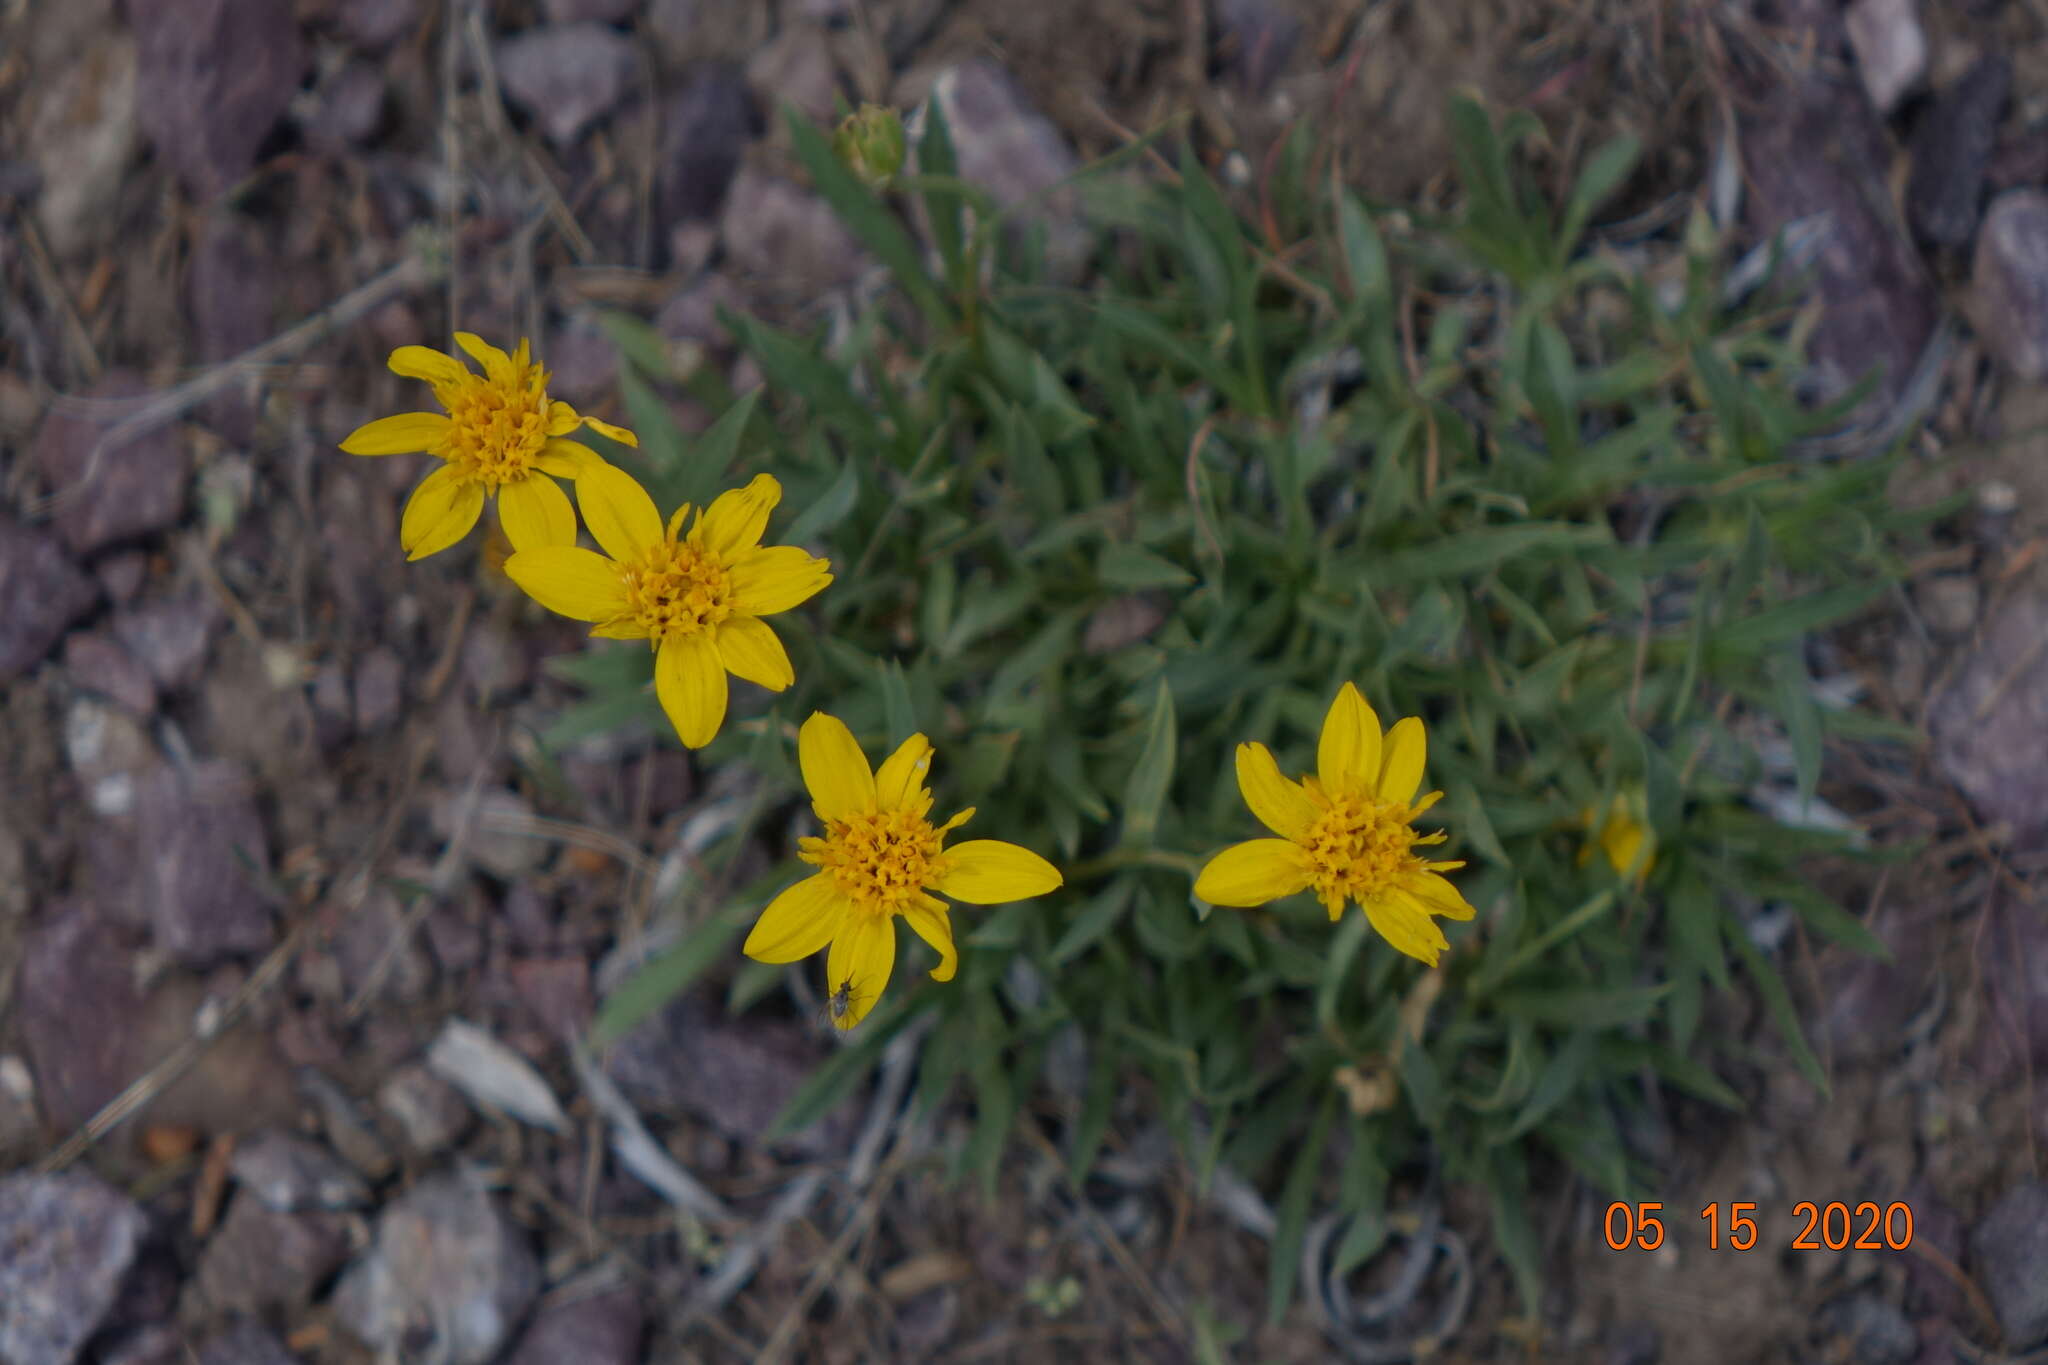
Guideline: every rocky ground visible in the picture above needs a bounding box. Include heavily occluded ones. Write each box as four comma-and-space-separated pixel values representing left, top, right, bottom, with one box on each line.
4, 0, 2048, 1361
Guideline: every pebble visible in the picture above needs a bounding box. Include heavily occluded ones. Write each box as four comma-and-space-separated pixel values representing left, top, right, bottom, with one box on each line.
1972, 1183, 2048, 1347
924, 60, 1091, 282
497, 23, 638, 148
296, 1069, 396, 1180
718, 167, 866, 297
330, 1172, 541, 1365
0, 517, 99, 682
377, 1062, 474, 1154
16, 903, 150, 1130
135, 760, 274, 965
658, 65, 757, 227
501, 1283, 644, 1365
1844, 0, 1925, 115
63, 632, 157, 717
1929, 585, 2048, 839
1974, 190, 2048, 380
432, 787, 545, 880
129, 0, 307, 197
0, 1170, 148, 1365
188, 1195, 352, 1315
426, 1018, 569, 1132
229, 1129, 371, 1211
33, 373, 188, 557
113, 589, 222, 691
1907, 54, 2010, 248
194, 1317, 301, 1365
26, 31, 138, 256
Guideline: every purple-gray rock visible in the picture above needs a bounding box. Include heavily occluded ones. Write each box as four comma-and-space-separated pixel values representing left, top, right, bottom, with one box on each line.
540, 0, 637, 22
1973, 191, 2048, 381
0, 1170, 148, 1365
718, 167, 865, 297
745, 24, 841, 125
99, 1324, 185, 1365
64, 631, 156, 716
657, 272, 742, 350
32, 373, 186, 556
500, 1284, 644, 1365
113, 589, 221, 690
17, 903, 149, 1130
189, 1196, 351, 1315
96, 551, 147, 603
1737, 62, 1937, 410
0, 519, 98, 680
1215, 0, 1304, 98
1971, 1182, 2048, 1348
190, 215, 275, 363
303, 62, 386, 152
925, 61, 1090, 281
331, 1172, 540, 1365
229, 1130, 370, 1211
658, 64, 757, 227
497, 24, 638, 149
377, 1062, 473, 1155
195, 1318, 301, 1365
136, 760, 274, 965
1820, 1291, 1915, 1365
296, 1069, 396, 1180
501, 956, 592, 1040
350, 644, 403, 733
128, 0, 307, 198
335, 0, 418, 50
1907, 55, 2009, 248
604, 995, 852, 1153
1929, 582, 2048, 838
1844, 0, 1924, 115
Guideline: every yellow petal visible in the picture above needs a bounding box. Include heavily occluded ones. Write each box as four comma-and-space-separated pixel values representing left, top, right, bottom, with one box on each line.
547, 400, 581, 436
900, 899, 958, 981
503, 546, 626, 622
742, 872, 847, 964
387, 345, 469, 387
578, 413, 639, 447
575, 461, 663, 564
340, 412, 450, 455
496, 474, 578, 550
1377, 716, 1427, 805
534, 438, 602, 479
694, 474, 781, 559
399, 466, 484, 560
799, 712, 875, 822
1318, 682, 1383, 797
1235, 742, 1316, 841
874, 734, 934, 812
1192, 839, 1311, 907
655, 631, 727, 749
728, 546, 833, 615
1363, 896, 1450, 966
936, 840, 1062, 905
824, 914, 897, 1030
591, 619, 650, 640
1401, 871, 1476, 922
715, 616, 794, 691
453, 332, 513, 382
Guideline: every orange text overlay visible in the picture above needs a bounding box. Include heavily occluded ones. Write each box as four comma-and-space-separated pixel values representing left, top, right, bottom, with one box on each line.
1603, 1201, 1915, 1253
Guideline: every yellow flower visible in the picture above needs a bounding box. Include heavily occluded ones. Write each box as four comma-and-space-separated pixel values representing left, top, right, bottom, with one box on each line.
503, 463, 831, 748
1194, 682, 1475, 966
339, 333, 638, 560
1580, 785, 1656, 886
743, 713, 1064, 1028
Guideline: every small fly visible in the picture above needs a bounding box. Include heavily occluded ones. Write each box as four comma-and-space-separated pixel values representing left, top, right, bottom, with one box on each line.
819, 978, 864, 1030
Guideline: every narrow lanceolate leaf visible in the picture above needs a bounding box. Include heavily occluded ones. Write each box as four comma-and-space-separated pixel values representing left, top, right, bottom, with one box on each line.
1121, 678, 1178, 845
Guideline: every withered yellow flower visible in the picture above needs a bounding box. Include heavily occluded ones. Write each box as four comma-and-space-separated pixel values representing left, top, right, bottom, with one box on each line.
1580, 785, 1656, 887
503, 462, 830, 749
339, 333, 637, 560
744, 713, 1064, 1029
1195, 682, 1475, 966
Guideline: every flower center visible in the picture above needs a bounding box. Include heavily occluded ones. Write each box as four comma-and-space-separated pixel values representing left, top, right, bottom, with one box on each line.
801, 807, 950, 917
1302, 793, 1423, 909
623, 541, 732, 640
438, 374, 550, 488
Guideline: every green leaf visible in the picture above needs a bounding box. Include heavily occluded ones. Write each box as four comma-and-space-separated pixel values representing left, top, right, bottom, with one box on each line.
1099, 542, 1196, 590
1729, 928, 1829, 1092
1712, 582, 1886, 655
1367, 521, 1609, 587
878, 658, 916, 746
1266, 1091, 1335, 1324
1770, 649, 1824, 811
1555, 133, 1640, 261
1121, 678, 1178, 845
1049, 878, 1135, 965
1493, 983, 1675, 1029
1497, 1027, 1594, 1143
1486, 1145, 1543, 1317
786, 455, 861, 543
